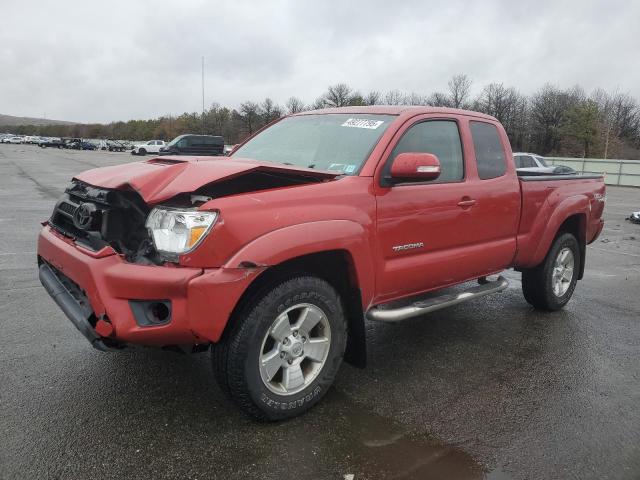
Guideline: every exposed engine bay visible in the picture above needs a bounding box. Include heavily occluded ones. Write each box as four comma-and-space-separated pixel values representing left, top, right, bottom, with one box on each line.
49, 168, 333, 264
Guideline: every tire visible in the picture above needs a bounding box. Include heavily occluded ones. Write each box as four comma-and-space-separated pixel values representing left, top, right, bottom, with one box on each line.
522, 233, 580, 311
212, 276, 347, 421
138, 148, 146, 156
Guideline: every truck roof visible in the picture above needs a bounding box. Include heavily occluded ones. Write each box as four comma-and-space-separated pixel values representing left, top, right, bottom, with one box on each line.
297, 105, 498, 122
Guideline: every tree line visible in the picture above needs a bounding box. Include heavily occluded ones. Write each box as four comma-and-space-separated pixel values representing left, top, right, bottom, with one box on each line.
6, 75, 640, 159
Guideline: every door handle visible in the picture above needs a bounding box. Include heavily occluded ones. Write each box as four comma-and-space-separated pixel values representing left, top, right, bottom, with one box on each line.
457, 198, 476, 208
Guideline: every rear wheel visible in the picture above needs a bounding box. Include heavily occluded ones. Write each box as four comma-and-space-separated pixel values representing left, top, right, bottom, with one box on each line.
522, 233, 580, 311
138, 148, 146, 155
212, 276, 347, 420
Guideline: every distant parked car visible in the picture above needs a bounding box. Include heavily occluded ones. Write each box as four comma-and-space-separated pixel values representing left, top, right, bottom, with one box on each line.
106, 140, 131, 152
131, 140, 166, 155
6, 136, 25, 144
158, 134, 224, 156
513, 152, 576, 175
552, 164, 577, 174
513, 152, 555, 174
67, 140, 97, 150
39, 137, 65, 148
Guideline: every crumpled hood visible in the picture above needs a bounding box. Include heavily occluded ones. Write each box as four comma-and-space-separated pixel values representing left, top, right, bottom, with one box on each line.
74, 156, 339, 204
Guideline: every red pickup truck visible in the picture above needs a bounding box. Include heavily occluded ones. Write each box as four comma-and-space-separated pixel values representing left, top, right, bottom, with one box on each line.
38, 106, 605, 419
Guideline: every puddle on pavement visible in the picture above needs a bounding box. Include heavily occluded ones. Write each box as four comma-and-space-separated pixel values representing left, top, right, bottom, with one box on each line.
321, 389, 509, 480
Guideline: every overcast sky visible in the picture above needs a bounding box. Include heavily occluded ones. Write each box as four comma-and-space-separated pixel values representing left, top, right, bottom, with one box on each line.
1, 0, 638, 123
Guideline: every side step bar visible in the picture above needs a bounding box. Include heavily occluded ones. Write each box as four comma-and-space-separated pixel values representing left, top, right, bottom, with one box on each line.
366, 276, 509, 322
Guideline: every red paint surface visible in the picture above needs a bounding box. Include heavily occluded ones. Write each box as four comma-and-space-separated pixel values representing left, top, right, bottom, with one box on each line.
38, 107, 605, 347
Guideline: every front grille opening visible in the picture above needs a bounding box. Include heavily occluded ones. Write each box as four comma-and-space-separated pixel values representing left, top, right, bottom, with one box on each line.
49, 181, 157, 263
58, 201, 76, 215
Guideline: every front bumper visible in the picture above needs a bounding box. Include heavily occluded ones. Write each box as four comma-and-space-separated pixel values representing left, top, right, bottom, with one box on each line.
37, 225, 263, 349
39, 262, 116, 351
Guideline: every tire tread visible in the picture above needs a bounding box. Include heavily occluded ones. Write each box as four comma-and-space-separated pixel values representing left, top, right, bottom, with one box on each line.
212, 276, 346, 420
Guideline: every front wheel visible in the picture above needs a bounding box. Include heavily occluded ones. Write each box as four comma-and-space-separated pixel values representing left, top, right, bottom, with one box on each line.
212, 276, 347, 420
522, 233, 580, 311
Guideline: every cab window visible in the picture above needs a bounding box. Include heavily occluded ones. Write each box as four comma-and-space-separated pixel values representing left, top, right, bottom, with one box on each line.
470, 121, 507, 179
385, 120, 464, 183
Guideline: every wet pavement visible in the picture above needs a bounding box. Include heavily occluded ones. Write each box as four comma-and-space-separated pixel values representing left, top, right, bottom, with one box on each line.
1, 144, 639, 480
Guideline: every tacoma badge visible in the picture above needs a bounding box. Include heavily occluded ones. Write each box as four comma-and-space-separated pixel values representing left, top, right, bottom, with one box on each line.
392, 242, 424, 252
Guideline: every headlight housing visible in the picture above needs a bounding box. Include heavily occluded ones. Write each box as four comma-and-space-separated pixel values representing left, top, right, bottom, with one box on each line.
145, 207, 218, 255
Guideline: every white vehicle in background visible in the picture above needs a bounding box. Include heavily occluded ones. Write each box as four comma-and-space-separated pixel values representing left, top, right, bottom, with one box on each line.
5, 136, 25, 144
513, 152, 555, 174
513, 152, 576, 175
131, 140, 166, 155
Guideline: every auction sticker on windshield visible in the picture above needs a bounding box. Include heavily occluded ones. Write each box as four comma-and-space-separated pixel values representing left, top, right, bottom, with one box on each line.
341, 118, 385, 129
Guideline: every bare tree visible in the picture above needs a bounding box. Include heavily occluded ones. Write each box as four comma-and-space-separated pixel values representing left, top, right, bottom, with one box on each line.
311, 97, 327, 110
592, 88, 640, 158
364, 91, 382, 105
528, 85, 577, 154
285, 96, 306, 114
405, 92, 427, 105
322, 83, 354, 107
239, 101, 262, 135
12, 79, 640, 159
448, 74, 472, 108
425, 92, 451, 107
476, 83, 519, 121
261, 98, 282, 124
384, 89, 404, 105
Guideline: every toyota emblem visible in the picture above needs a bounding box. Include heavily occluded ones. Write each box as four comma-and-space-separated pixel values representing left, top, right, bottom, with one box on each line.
72, 203, 96, 230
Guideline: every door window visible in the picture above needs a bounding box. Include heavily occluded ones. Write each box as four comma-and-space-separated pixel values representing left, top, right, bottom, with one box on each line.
386, 120, 464, 183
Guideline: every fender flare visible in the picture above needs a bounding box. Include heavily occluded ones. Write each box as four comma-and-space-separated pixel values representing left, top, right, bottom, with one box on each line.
528, 194, 588, 268
223, 220, 376, 306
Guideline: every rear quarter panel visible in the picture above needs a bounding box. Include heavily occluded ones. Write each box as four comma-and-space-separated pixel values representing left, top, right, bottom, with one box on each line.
514, 176, 605, 268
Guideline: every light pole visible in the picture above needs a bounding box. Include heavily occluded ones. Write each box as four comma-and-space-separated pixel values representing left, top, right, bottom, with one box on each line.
201, 56, 205, 134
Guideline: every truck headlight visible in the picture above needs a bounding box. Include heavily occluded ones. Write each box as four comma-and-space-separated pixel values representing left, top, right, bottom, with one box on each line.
146, 207, 218, 254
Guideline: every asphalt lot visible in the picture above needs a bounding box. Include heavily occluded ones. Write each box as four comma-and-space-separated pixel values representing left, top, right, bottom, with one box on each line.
0, 144, 639, 480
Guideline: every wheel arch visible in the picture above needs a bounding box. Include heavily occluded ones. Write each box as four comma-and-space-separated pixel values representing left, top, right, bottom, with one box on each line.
223, 249, 368, 368
523, 195, 589, 277
555, 213, 587, 280
524, 212, 587, 279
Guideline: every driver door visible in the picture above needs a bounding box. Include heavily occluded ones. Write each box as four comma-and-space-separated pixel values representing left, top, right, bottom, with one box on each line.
374, 118, 490, 303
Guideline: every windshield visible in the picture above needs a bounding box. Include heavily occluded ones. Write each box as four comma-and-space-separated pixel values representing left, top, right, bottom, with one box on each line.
535, 155, 549, 167
167, 135, 184, 147
232, 114, 394, 175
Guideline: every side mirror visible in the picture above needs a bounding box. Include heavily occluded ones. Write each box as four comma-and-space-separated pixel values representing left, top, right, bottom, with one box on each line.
390, 152, 441, 182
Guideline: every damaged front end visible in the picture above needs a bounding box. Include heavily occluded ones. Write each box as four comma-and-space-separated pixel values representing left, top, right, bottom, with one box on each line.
49, 162, 338, 266
40, 159, 342, 350
49, 180, 161, 264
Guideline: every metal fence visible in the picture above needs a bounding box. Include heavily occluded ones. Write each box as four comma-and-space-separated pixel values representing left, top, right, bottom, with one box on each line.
546, 157, 640, 187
